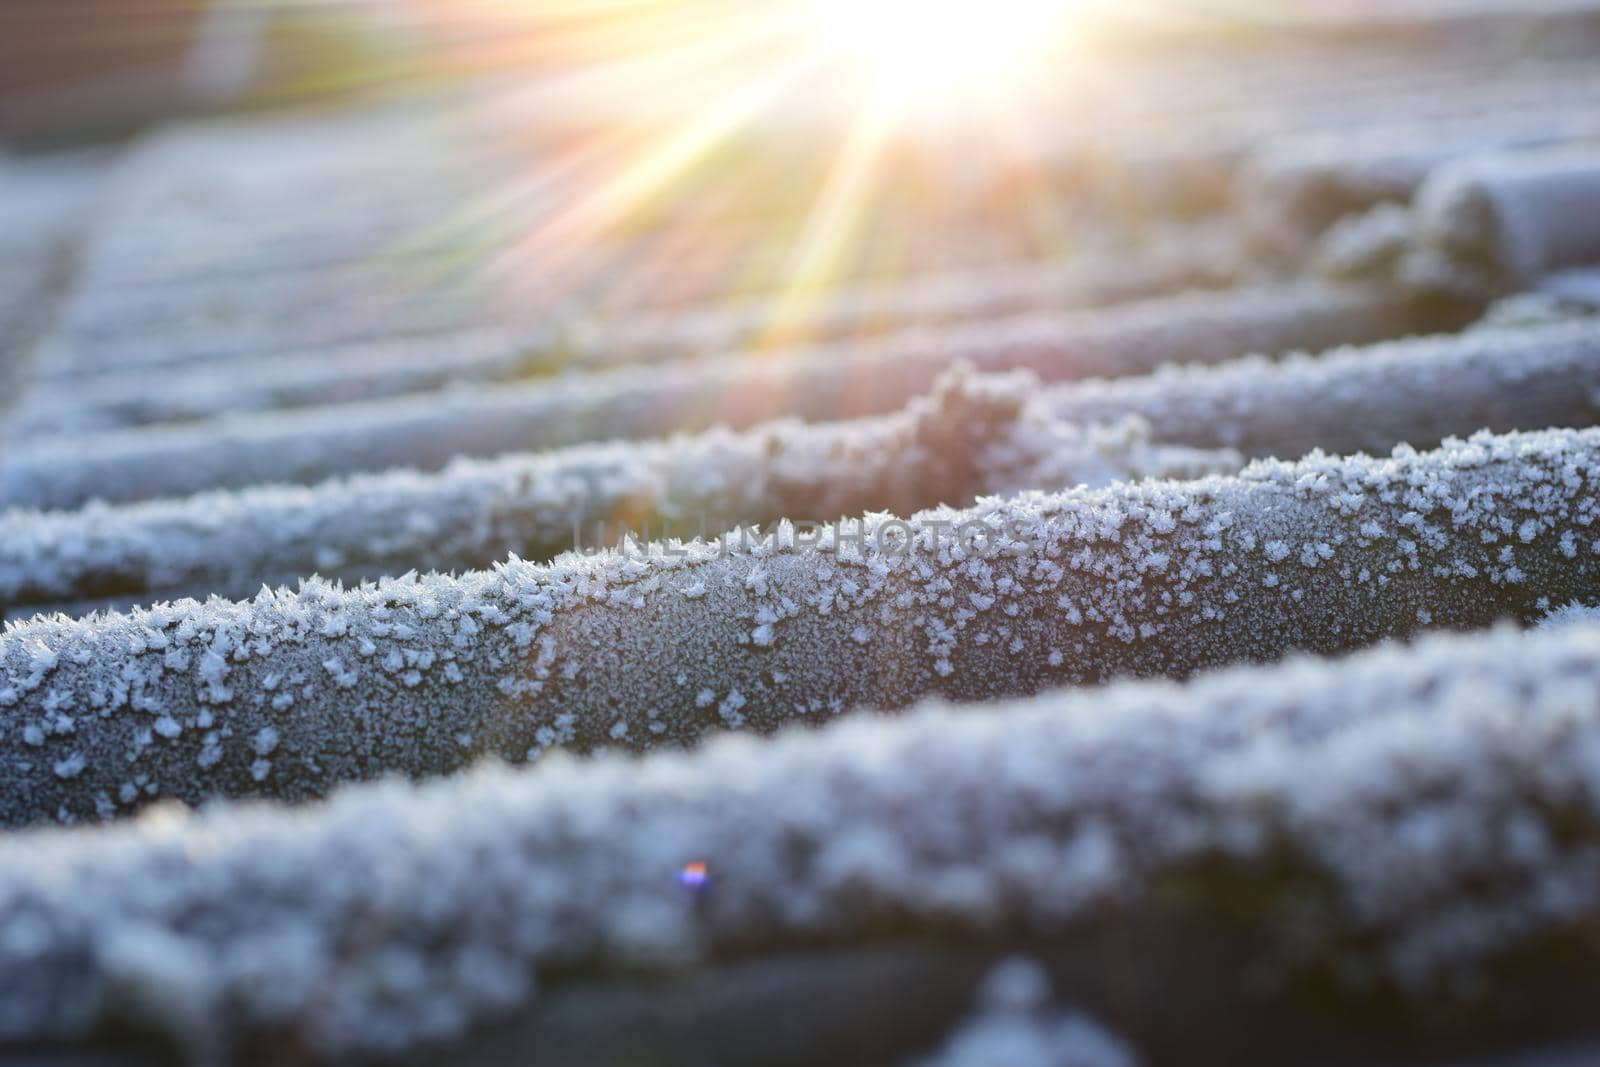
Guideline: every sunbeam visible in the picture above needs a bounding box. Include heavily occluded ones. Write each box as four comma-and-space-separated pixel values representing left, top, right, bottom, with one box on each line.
812, 0, 1087, 115
765, 89, 899, 346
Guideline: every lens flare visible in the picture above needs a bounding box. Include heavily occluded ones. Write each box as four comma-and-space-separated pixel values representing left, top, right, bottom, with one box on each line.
678, 860, 711, 890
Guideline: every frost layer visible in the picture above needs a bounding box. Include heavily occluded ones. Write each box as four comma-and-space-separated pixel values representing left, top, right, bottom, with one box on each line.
0, 370, 1234, 615
9, 315, 1598, 616
1415, 149, 1600, 289
12, 227, 1241, 439
2, 427, 1598, 826
0, 283, 1456, 510
1237, 102, 1600, 253
1042, 318, 1600, 459
7, 619, 1600, 1055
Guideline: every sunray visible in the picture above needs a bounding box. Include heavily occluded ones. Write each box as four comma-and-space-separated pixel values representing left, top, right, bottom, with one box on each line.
761, 88, 900, 348
483, 65, 825, 300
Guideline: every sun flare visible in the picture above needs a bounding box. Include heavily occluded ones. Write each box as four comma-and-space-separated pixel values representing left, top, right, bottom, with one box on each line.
813, 0, 1080, 110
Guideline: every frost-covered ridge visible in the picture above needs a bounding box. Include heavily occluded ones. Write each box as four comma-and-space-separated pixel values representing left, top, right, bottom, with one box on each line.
1042, 316, 1600, 458
0, 282, 1454, 510
0, 367, 1233, 615
2, 427, 1597, 827
6, 316, 1595, 618
1237, 101, 1600, 254
6, 620, 1600, 1055
12, 222, 1240, 435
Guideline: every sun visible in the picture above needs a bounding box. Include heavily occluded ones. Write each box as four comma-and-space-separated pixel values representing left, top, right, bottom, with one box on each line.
813, 0, 1079, 111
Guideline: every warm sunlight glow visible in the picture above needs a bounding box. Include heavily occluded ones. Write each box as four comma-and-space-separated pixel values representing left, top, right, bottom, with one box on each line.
815, 0, 1078, 109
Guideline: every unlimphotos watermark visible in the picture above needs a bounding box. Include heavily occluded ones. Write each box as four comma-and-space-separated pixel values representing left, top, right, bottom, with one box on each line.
570, 513, 1041, 559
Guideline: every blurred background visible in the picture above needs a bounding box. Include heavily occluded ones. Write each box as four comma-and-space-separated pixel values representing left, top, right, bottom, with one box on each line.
1, 0, 1597, 528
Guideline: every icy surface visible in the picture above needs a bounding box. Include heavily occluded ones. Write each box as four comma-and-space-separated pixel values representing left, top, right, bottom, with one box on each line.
5, 619, 1600, 1054
1314, 146, 1600, 304
0, 154, 109, 421
8, 227, 1242, 440
2, 427, 1597, 825
1415, 149, 1600, 289
0, 283, 1448, 510
6, 328, 540, 440
1237, 102, 1600, 253
0, 368, 1234, 613
1041, 318, 1600, 459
